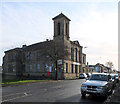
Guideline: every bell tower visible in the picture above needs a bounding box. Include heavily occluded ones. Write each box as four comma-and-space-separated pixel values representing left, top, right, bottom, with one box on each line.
52, 13, 71, 41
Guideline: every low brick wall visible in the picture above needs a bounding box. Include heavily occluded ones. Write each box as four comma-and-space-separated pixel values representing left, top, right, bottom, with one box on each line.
64, 73, 78, 79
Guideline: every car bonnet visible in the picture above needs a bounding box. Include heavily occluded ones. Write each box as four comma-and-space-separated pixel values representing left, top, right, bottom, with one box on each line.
83, 80, 108, 87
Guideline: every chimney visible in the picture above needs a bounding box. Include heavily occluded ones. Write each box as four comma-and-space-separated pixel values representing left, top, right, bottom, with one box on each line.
22, 45, 27, 48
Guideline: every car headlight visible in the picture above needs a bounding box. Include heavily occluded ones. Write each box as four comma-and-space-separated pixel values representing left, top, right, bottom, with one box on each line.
81, 84, 87, 87
97, 86, 104, 89
97, 85, 108, 89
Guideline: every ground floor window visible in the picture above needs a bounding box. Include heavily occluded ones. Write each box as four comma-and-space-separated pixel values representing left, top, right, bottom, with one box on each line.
8, 64, 13, 72
71, 64, 73, 73
37, 64, 40, 72
66, 63, 68, 73
29, 64, 32, 72
79, 65, 81, 73
75, 65, 78, 74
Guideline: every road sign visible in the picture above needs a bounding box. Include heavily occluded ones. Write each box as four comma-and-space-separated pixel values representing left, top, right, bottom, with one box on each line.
57, 59, 62, 65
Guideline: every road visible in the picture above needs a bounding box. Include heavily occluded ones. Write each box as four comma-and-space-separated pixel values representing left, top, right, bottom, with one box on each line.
1, 79, 107, 103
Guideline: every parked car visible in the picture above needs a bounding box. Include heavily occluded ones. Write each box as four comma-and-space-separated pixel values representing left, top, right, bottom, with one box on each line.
118, 73, 120, 77
114, 74, 119, 83
81, 73, 113, 98
110, 74, 117, 88
86, 73, 91, 78
79, 73, 87, 79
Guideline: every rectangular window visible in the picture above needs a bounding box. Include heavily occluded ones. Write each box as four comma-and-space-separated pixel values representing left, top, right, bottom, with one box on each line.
37, 64, 40, 72
8, 64, 13, 72
8, 54, 15, 61
66, 23, 67, 35
66, 63, 68, 73
71, 64, 73, 73
58, 23, 60, 35
75, 65, 77, 74
29, 52, 32, 60
79, 65, 81, 73
71, 48, 74, 61
37, 52, 40, 58
29, 64, 32, 72
79, 50, 81, 63
83, 56, 85, 64
75, 48, 77, 62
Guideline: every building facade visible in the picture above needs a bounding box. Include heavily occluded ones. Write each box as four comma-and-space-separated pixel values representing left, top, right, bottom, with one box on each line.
88, 63, 111, 73
2, 13, 86, 80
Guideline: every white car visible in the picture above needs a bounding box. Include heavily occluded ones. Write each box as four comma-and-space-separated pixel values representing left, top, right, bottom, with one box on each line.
79, 73, 87, 79
81, 73, 113, 98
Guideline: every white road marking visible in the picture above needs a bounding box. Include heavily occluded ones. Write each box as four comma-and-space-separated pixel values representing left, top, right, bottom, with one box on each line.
39, 89, 47, 91
2, 93, 32, 102
59, 92, 65, 96
2, 91, 31, 97
52, 86, 62, 89
24, 92, 28, 96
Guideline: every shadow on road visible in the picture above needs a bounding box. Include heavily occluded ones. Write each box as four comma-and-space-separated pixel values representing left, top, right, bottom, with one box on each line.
80, 94, 106, 104
54, 94, 106, 104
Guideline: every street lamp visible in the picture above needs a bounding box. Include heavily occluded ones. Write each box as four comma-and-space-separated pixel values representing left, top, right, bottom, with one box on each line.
83, 46, 88, 73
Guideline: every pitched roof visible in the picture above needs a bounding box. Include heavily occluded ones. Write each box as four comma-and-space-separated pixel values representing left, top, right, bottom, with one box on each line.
52, 13, 71, 21
70, 40, 82, 48
24, 40, 53, 51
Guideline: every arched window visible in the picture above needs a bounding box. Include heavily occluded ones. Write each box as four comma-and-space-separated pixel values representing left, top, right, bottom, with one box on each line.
66, 23, 67, 35
58, 23, 60, 35
75, 48, 77, 62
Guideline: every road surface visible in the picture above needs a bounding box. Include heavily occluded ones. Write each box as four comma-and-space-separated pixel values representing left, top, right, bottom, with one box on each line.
2, 79, 107, 103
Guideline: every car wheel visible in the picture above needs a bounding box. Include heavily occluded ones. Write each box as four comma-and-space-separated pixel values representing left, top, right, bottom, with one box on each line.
110, 89, 113, 94
81, 93, 86, 97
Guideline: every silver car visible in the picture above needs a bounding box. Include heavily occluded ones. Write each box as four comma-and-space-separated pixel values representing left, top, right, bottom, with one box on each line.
81, 73, 113, 97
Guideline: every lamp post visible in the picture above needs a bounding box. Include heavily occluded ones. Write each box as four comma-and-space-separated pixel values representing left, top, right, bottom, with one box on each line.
83, 46, 88, 73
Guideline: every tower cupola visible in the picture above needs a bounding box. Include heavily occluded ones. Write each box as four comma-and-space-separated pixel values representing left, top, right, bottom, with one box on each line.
52, 13, 71, 40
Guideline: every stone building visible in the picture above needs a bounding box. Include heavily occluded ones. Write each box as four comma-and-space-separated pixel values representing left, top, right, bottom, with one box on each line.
87, 63, 111, 73
2, 13, 86, 80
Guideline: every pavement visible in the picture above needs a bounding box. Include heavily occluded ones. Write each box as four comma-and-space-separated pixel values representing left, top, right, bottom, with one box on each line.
104, 81, 120, 104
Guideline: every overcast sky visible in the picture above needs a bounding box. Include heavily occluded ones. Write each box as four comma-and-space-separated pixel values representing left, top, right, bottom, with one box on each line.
0, 1, 118, 70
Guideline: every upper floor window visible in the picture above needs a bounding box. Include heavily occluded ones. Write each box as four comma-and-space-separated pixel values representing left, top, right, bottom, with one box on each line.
83, 56, 86, 64
8, 53, 15, 61
28, 52, 32, 60
58, 23, 60, 35
71, 48, 74, 61
37, 52, 40, 59
75, 48, 77, 62
66, 23, 68, 35
79, 50, 81, 63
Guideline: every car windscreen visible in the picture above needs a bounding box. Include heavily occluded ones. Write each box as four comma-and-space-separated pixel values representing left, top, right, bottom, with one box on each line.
89, 74, 108, 81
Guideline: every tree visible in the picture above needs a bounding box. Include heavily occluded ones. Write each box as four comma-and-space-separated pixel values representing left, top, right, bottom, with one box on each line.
105, 61, 114, 69
105, 61, 114, 73
43, 40, 70, 80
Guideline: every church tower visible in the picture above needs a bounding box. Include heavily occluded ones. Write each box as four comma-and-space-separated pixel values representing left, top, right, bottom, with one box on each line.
52, 13, 71, 41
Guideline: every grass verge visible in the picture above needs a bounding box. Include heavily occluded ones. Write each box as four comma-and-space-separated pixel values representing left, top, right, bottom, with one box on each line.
1, 79, 54, 85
